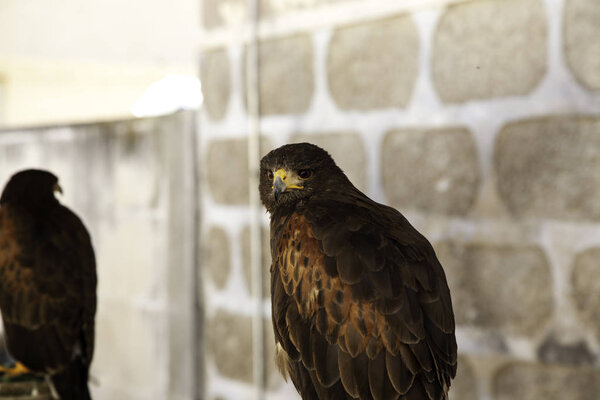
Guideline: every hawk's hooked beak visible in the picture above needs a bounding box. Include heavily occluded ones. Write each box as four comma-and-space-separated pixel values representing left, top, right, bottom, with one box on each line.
53, 183, 63, 195
273, 176, 286, 202
272, 168, 302, 202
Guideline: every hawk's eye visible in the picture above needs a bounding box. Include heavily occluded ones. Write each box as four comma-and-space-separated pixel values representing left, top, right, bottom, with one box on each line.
297, 169, 312, 180
267, 170, 274, 180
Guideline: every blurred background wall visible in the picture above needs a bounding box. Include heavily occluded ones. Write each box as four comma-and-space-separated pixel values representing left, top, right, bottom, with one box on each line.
198, 0, 600, 399
0, 0, 599, 400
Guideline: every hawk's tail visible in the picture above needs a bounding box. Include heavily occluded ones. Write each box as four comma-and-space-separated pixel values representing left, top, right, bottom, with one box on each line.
50, 355, 91, 400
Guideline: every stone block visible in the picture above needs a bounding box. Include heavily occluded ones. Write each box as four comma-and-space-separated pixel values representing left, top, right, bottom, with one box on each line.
207, 137, 249, 205
564, 0, 600, 90
495, 116, 600, 221
241, 226, 271, 299
449, 356, 478, 400
207, 311, 282, 388
433, 0, 546, 102
381, 127, 480, 216
201, 49, 231, 120
537, 334, 596, 367
328, 15, 418, 110
290, 132, 367, 192
207, 137, 272, 205
244, 34, 314, 115
572, 248, 600, 341
493, 361, 600, 400
208, 311, 254, 383
435, 242, 553, 335
203, 226, 231, 289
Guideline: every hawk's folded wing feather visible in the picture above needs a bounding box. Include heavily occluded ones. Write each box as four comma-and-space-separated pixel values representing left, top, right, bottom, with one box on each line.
272, 193, 456, 400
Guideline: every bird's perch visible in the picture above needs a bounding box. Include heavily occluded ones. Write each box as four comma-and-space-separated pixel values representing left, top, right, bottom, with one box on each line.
0, 378, 52, 400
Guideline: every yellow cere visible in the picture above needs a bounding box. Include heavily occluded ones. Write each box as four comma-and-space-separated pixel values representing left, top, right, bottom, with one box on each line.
273, 168, 303, 190
274, 169, 287, 181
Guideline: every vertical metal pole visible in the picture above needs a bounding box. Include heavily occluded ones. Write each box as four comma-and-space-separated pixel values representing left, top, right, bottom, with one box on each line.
246, 0, 265, 399
191, 110, 205, 400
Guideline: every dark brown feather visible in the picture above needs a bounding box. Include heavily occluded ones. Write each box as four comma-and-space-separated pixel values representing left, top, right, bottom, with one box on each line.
404, 380, 430, 400
409, 340, 435, 373
336, 250, 365, 285
311, 332, 340, 387
344, 322, 364, 358
385, 351, 415, 395
385, 314, 420, 344
368, 351, 399, 400
338, 350, 360, 398
398, 343, 421, 375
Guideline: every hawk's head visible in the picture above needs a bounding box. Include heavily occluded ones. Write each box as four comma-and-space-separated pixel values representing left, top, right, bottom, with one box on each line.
259, 143, 349, 212
0, 169, 62, 209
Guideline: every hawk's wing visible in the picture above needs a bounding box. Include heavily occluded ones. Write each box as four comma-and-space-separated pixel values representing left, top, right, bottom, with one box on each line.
0, 203, 96, 372
271, 193, 456, 400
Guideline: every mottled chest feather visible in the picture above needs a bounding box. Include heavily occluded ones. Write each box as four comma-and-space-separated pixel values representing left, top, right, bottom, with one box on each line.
274, 213, 386, 352
275, 213, 324, 317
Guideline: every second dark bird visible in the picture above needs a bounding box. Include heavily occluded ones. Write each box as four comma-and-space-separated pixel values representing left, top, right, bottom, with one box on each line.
0, 169, 97, 400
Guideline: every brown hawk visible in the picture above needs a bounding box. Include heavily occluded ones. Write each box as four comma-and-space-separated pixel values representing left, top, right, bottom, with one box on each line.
0, 169, 96, 399
259, 143, 457, 400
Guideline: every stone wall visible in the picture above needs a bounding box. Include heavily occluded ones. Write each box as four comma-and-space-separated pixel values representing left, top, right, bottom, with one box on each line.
198, 0, 600, 399
0, 111, 197, 400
